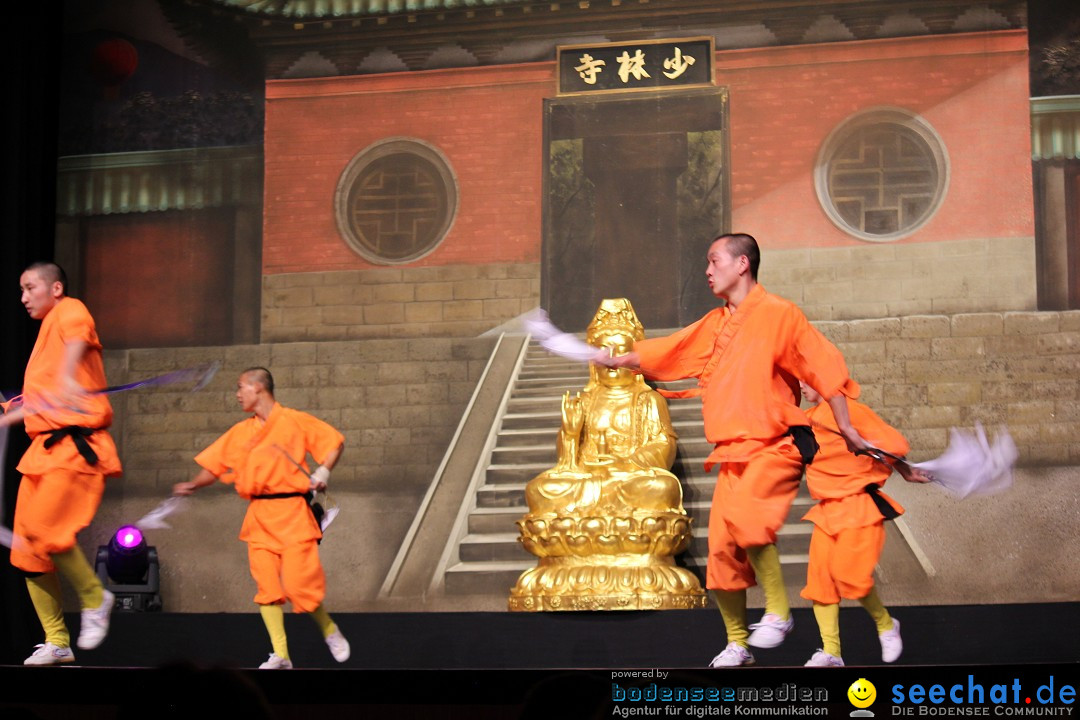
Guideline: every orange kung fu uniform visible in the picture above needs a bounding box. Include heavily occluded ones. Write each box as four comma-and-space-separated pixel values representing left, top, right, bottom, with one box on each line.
633, 284, 853, 591
800, 399, 907, 604
195, 403, 344, 613
7, 297, 122, 574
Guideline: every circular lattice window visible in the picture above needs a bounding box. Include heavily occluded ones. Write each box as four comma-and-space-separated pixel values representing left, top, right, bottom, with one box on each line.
335, 139, 458, 264
815, 109, 949, 242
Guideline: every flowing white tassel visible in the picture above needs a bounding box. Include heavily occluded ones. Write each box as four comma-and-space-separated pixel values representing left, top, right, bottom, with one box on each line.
524, 308, 604, 363
135, 496, 189, 530
915, 423, 1017, 499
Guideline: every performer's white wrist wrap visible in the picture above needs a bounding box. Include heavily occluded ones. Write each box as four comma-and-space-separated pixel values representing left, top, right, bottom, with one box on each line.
311, 465, 331, 487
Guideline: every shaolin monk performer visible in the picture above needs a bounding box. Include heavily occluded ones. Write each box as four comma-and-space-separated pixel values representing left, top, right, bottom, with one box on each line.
599, 233, 868, 667
174, 367, 350, 669
798, 380, 929, 667
1, 262, 121, 665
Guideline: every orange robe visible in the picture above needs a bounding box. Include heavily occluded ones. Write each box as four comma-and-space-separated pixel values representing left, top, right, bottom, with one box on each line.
800, 399, 907, 604
633, 284, 853, 591
195, 402, 344, 612
8, 297, 121, 574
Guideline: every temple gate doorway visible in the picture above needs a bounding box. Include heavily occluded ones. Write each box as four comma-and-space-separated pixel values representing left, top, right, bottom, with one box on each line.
542, 87, 729, 331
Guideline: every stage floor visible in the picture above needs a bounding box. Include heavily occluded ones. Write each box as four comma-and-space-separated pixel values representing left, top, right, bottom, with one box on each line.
5, 602, 1076, 669
2, 603, 1077, 719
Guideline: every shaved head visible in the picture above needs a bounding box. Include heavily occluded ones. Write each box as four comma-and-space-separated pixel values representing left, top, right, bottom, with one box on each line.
24, 262, 67, 294
241, 367, 275, 395
714, 233, 760, 280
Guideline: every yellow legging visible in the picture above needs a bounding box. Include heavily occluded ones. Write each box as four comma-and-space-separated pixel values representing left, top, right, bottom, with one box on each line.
747, 543, 790, 620
712, 589, 749, 647
713, 543, 791, 648
813, 587, 892, 657
25, 546, 106, 648
260, 603, 339, 660
26, 573, 69, 648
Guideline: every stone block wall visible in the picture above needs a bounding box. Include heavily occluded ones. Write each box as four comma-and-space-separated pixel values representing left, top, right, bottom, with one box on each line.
762, 237, 1037, 322
103, 337, 497, 493
813, 310, 1080, 465
93, 336, 497, 612
84, 310, 1079, 611
261, 262, 541, 342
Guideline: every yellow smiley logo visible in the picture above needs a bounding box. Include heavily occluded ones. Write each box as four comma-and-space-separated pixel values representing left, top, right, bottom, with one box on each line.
848, 678, 877, 709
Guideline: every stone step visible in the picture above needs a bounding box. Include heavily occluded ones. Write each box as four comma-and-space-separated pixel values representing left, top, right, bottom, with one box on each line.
513, 372, 589, 386
468, 506, 526, 534
458, 532, 531, 563
443, 560, 534, 596
493, 427, 559, 447
516, 367, 591, 381
512, 384, 593, 398
489, 445, 559, 465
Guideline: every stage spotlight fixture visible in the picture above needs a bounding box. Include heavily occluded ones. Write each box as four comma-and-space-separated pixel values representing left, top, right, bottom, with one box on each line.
95, 525, 163, 612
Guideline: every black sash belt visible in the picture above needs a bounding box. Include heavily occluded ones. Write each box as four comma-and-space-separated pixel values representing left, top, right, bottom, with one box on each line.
864, 484, 900, 520
787, 425, 820, 465
43, 427, 99, 466
251, 491, 324, 536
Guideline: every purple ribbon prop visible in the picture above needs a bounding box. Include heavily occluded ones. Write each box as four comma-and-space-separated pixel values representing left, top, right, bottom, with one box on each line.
0, 362, 221, 548
3, 361, 220, 406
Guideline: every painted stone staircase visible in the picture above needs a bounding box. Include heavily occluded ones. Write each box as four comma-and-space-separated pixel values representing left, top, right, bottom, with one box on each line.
442, 337, 815, 597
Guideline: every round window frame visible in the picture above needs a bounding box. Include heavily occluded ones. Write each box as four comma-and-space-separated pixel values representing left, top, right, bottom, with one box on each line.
334, 137, 459, 265
814, 108, 949, 243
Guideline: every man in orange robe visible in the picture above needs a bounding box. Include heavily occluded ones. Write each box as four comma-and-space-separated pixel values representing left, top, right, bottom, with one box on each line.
174, 367, 350, 669
1, 262, 121, 665
799, 380, 929, 667
600, 233, 867, 667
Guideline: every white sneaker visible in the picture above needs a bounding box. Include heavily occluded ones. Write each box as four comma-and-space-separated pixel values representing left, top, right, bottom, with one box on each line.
879, 618, 902, 663
747, 613, 794, 649
24, 643, 76, 666
325, 630, 350, 663
708, 642, 755, 667
258, 653, 293, 669
77, 589, 114, 650
804, 650, 845, 667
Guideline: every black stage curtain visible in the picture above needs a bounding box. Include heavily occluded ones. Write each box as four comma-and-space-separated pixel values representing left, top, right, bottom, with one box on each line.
0, 3, 63, 664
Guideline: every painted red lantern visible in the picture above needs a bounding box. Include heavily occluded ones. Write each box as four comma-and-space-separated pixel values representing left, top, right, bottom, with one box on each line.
90, 38, 138, 89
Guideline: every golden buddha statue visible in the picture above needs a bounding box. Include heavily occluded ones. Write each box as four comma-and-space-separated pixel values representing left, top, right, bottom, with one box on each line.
509, 298, 707, 611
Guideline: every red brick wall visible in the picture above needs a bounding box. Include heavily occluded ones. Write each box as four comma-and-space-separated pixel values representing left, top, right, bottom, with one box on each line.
264, 64, 553, 274
263, 30, 1031, 273
82, 210, 235, 348
720, 31, 1033, 248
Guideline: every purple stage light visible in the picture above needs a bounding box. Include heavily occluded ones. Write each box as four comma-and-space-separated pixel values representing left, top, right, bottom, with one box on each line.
115, 525, 144, 549
105, 524, 150, 585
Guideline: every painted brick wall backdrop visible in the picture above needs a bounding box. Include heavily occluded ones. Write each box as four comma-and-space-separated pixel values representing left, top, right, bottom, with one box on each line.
81, 310, 1080, 611
258, 30, 1033, 341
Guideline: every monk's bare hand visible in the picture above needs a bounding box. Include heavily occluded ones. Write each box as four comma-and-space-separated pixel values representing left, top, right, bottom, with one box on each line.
900, 465, 932, 484
837, 424, 869, 454
595, 349, 640, 369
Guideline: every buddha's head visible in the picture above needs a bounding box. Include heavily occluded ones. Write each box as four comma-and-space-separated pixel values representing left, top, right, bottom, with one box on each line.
587, 298, 645, 388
